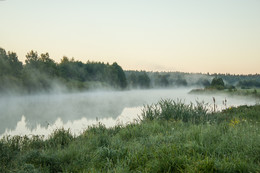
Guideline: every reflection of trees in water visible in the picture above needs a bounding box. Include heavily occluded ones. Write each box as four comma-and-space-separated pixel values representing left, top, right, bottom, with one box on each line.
0, 92, 142, 134
1, 89, 256, 135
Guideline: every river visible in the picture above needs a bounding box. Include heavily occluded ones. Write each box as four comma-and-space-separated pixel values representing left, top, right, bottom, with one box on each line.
0, 88, 258, 138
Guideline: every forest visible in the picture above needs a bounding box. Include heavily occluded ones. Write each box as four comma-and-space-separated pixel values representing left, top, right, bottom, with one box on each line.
0, 48, 127, 93
1, 47, 260, 94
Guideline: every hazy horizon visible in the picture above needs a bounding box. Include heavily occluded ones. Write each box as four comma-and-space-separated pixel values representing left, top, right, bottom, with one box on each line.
1, 0, 260, 74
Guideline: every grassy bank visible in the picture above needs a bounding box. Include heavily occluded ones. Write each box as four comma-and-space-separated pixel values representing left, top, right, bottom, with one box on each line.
1, 100, 260, 172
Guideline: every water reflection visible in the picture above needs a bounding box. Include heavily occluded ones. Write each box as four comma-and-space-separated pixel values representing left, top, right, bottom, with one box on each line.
0, 89, 258, 138
0, 107, 142, 139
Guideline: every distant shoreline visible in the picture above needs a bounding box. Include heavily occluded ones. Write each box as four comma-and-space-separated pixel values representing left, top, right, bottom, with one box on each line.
189, 88, 260, 99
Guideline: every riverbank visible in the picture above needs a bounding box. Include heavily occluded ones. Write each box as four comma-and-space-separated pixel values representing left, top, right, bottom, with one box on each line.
1, 100, 260, 172
189, 88, 260, 99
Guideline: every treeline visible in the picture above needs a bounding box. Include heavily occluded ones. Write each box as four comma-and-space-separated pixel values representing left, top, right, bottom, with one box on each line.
125, 71, 260, 89
209, 73, 260, 85
205, 73, 260, 89
238, 80, 260, 89
0, 48, 126, 93
1, 47, 260, 93
125, 71, 211, 88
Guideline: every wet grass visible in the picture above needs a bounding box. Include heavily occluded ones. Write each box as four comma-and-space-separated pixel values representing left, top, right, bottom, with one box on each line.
1, 100, 260, 172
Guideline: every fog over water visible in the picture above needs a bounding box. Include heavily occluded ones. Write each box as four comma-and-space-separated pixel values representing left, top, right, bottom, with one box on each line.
0, 89, 258, 138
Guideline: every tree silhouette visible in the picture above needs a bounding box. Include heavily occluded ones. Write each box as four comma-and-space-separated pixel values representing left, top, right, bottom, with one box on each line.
210, 77, 225, 90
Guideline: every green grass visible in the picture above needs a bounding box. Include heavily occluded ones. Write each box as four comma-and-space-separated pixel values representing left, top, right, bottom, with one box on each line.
1, 100, 260, 172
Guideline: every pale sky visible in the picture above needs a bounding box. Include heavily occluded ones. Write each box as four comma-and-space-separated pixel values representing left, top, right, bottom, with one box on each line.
0, 0, 260, 74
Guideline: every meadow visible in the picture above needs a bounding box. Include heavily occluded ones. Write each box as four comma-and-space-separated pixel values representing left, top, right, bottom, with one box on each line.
0, 99, 259, 172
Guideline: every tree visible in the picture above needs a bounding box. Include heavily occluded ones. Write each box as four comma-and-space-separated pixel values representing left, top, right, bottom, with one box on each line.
160, 74, 170, 87
7, 52, 23, 77
175, 78, 187, 87
25, 50, 39, 68
38, 53, 58, 77
0, 48, 22, 77
138, 71, 150, 88
197, 78, 210, 87
128, 73, 138, 87
210, 77, 225, 90
111, 62, 127, 89
0, 48, 23, 92
0, 48, 10, 76
238, 80, 260, 88
58, 57, 86, 81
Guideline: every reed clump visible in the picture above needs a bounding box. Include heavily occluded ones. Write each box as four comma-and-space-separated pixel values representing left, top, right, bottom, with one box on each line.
141, 99, 208, 123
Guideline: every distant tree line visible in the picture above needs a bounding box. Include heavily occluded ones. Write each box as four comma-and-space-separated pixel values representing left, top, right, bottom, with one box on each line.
125, 71, 151, 88
207, 74, 260, 90
126, 71, 260, 89
125, 71, 210, 88
1, 47, 260, 93
208, 73, 260, 85
238, 80, 260, 89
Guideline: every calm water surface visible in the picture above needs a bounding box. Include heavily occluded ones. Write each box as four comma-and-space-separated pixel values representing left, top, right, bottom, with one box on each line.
0, 89, 258, 138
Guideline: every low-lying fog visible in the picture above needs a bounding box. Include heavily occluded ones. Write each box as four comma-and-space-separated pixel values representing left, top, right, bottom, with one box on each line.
0, 88, 259, 138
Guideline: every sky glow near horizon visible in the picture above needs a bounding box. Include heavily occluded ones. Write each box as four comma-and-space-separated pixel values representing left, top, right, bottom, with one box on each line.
0, 0, 260, 74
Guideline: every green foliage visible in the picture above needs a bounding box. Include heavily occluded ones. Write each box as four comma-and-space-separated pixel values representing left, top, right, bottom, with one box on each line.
1, 102, 259, 172
47, 128, 74, 148
159, 74, 170, 87
193, 78, 211, 87
238, 80, 260, 88
0, 48, 128, 93
1, 47, 260, 92
137, 71, 151, 88
209, 77, 225, 90
126, 71, 151, 88
0, 48, 24, 93
142, 99, 208, 123
111, 62, 127, 89
175, 78, 188, 87
0, 48, 23, 78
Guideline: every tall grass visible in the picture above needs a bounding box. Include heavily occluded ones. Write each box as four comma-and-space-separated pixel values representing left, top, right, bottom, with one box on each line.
0, 100, 259, 172
141, 99, 208, 123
